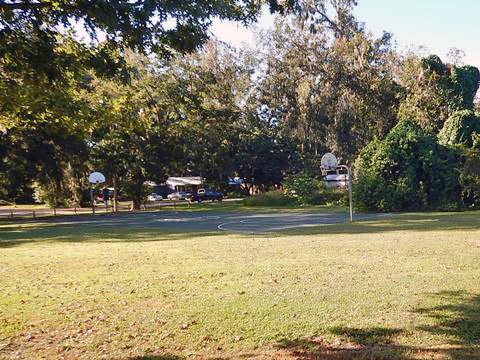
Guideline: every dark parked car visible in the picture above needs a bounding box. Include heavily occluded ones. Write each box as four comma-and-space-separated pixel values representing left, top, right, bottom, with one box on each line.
189, 189, 223, 202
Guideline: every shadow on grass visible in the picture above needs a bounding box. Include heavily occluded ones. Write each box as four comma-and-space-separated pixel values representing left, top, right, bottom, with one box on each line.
275, 290, 480, 359
276, 327, 405, 360
414, 290, 480, 355
129, 356, 184, 360
0, 223, 223, 248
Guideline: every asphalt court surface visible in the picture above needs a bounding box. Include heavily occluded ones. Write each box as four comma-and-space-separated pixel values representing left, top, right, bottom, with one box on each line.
44, 210, 388, 234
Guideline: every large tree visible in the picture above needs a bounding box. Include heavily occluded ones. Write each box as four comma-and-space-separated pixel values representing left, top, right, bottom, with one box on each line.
398, 54, 480, 132
254, 9, 400, 163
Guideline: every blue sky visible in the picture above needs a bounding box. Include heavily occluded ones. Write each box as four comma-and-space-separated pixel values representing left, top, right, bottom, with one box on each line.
210, 0, 480, 67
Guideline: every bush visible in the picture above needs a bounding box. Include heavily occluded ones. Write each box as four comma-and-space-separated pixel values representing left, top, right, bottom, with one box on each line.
283, 172, 349, 206
283, 172, 320, 204
354, 119, 459, 212
243, 191, 297, 207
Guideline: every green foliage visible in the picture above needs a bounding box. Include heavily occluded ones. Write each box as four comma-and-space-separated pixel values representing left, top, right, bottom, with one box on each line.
450, 65, 480, 109
283, 172, 348, 206
283, 172, 319, 204
354, 120, 459, 212
399, 55, 480, 132
257, 17, 400, 162
458, 149, 480, 207
438, 110, 480, 147
242, 191, 297, 207
0, 0, 269, 76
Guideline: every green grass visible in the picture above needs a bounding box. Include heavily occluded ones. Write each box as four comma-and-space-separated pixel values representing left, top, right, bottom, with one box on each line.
1, 211, 480, 359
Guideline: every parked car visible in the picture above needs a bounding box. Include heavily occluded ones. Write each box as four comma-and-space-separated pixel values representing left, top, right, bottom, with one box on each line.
167, 191, 188, 200
147, 193, 163, 202
189, 189, 223, 202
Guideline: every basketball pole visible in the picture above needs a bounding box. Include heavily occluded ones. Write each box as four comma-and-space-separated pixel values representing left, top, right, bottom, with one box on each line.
90, 186, 95, 215
347, 166, 353, 222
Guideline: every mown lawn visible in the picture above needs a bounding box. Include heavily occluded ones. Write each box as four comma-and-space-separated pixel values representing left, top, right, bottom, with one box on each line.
1, 211, 480, 359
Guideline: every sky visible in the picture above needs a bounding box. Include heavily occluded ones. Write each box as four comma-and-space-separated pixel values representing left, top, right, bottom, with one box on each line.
210, 0, 480, 68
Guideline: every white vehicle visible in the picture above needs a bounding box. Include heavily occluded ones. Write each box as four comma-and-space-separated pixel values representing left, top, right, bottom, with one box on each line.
167, 191, 188, 200
147, 193, 163, 202
324, 172, 350, 188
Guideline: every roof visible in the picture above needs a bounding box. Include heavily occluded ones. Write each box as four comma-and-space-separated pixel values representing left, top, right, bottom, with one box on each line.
166, 177, 203, 186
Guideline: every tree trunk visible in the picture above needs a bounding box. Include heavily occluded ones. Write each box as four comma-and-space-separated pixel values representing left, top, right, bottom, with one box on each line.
132, 198, 141, 210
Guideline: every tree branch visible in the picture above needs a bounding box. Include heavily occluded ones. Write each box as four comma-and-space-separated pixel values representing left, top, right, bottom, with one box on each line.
0, 2, 51, 11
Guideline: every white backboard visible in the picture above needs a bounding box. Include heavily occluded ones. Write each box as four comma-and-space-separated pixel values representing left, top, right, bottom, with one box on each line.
88, 172, 106, 184
321, 153, 338, 170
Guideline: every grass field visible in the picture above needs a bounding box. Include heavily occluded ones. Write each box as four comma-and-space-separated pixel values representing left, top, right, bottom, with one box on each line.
1, 210, 480, 359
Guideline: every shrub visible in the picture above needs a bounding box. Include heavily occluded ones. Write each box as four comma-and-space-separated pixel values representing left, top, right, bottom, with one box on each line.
243, 191, 297, 207
283, 172, 349, 206
354, 119, 459, 212
283, 172, 320, 204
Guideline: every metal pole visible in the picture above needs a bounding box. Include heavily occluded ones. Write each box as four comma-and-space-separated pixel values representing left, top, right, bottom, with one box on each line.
347, 166, 353, 222
90, 187, 95, 215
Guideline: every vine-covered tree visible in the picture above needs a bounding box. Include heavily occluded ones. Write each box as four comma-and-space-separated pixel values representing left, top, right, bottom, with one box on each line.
398, 54, 480, 132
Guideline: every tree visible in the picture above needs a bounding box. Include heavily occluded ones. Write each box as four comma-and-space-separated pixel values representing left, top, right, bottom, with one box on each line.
255, 10, 400, 163
87, 52, 175, 209
0, 0, 293, 90
0, 130, 35, 204
0, 33, 94, 206
447, 47, 465, 66
397, 54, 480, 132
232, 120, 300, 193
0, 1, 271, 55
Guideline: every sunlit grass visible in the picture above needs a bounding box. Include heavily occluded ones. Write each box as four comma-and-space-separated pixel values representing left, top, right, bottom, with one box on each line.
1, 211, 479, 359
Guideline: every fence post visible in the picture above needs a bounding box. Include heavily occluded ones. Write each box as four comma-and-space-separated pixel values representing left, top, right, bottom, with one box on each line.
54, 208, 57, 216
74, 207, 77, 215
32, 210, 36, 219
10, 210, 13, 219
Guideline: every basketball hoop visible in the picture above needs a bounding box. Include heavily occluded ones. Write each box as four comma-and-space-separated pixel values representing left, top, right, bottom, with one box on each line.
88, 172, 106, 215
321, 153, 354, 222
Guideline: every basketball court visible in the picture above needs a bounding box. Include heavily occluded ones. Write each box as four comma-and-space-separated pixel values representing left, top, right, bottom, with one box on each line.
42, 210, 387, 234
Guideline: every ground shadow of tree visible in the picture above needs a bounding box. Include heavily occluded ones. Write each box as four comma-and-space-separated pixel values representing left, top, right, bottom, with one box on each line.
0, 219, 224, 248
274, 291, 480, 359
276, 327, 407, 359
129, 355, 183, 360
414, 290, 480, 359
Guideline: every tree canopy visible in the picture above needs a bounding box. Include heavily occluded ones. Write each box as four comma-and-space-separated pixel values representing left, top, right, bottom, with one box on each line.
1, 0, 480, 211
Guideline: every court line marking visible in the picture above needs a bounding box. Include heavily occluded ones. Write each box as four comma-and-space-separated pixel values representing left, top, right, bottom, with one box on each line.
217, 213, 390, 233
217, 217, 348, 233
